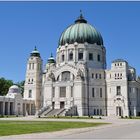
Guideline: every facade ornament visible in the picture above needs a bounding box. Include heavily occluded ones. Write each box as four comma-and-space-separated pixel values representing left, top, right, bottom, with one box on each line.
76, 69, 84, 80
47, 71, 55, 81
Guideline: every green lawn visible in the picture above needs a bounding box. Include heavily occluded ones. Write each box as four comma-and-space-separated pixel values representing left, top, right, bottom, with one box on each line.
0, 120, 108, 136
0, 115, 17, 118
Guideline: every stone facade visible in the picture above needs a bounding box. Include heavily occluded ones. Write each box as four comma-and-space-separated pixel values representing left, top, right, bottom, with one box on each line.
0, 85, 35, 116
1, 14, 140, 117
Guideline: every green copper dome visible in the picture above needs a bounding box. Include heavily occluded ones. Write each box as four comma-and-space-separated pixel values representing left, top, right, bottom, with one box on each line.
59, 14, 103, 46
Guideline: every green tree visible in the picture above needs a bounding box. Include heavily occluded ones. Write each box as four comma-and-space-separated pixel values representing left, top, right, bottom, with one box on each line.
0, 77, 13, 96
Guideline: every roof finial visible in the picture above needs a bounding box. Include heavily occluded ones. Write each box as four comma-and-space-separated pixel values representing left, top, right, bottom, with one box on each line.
75, 10, 87, 24
34, 46, 37, 51
80, 10, 83, 18
50, 53, 53, 57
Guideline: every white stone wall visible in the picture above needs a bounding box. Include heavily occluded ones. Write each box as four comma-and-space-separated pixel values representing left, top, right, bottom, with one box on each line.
106, 61, 136, 117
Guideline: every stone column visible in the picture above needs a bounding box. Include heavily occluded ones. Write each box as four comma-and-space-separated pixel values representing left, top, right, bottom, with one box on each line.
66, 86, 71, 109
66, 46, 68, 62
70, 73, 73, 80
134, 106, 137, 117
59, 73, 62, 81
7, 102, 10, 115
55, 86, 60, 109
29, 103, 32, 115
25, 103, 27, 116
74, 80, 83, 116
3, 101, 5, 115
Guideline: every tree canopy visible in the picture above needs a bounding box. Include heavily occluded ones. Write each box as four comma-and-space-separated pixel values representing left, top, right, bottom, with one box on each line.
0, 77, 13, 96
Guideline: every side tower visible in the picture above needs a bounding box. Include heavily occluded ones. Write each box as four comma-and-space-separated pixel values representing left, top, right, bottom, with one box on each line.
24, 47, 42, 113
106, 59, 129, 117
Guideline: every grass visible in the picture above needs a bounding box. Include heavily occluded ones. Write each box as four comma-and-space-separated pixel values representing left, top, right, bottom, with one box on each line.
0, 115, 17, 118
0, 120, 108, 136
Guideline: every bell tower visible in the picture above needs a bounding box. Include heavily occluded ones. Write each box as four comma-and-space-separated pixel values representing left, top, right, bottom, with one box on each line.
23, 47, 42, 113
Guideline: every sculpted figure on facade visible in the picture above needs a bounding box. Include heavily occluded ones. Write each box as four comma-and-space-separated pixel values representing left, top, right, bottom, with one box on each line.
47, 71, 55, 81
76, 69, 84, 80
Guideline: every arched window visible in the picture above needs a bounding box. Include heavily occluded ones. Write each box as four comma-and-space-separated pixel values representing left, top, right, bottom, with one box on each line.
78, 51, 83, 60
97, 54, 100, 62
92, 88, 95, 97
62, 71, 70, 81
89, 53, 93, 60
94, 109, 96, 115
28, 90, 32, 98
96, 74, 98, 79
69, 52, 73, 61
92, 73, 94, 78
99, 74, 102, 79
62, 54, 65, 62
100, 88, 102, 98
100, 109, 102, 115
31, 79, 33, 84
32, 63, 34, 69
97, 109, 99, 115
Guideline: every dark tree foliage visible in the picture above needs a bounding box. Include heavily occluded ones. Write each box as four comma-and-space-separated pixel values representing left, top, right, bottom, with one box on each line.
0, 77, 13, 96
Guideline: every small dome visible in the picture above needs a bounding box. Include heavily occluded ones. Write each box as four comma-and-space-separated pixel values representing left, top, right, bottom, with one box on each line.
8, 85, 20, 94
47, 53, 56, 64
59, 14, 103, 46
30, 46, 40, 57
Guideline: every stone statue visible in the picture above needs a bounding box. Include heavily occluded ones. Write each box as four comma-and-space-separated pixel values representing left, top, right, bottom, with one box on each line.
76, 69, 84, 80
47, 72, 55, 81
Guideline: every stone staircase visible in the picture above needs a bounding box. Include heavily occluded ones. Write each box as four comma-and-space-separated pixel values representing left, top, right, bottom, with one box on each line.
45, 108, 66, 117
37, 106, 49, 116
41, 108, 53, 117
37, 105, 77, 117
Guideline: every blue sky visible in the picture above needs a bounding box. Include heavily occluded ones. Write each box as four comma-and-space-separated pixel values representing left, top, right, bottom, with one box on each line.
0, 1, 140, 82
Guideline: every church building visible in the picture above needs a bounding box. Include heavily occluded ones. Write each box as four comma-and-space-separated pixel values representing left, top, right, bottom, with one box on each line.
0, 13, 140, 117
24, 13, 140, 117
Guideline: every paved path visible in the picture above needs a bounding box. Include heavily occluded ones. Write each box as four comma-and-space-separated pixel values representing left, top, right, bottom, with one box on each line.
0, 116, 140, 140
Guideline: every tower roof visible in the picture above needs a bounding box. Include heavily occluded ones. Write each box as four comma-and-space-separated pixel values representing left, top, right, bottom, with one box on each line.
30, 46, 40, 57
47, 53, 56, 64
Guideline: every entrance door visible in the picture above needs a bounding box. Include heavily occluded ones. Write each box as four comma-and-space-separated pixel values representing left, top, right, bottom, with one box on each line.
60, 102, 65, 109
52, 102, 55, 109
116, 106, 122, 116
